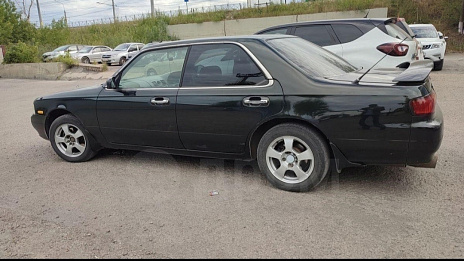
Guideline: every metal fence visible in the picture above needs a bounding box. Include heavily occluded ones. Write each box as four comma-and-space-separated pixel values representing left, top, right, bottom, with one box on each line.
62, 3, 247, 28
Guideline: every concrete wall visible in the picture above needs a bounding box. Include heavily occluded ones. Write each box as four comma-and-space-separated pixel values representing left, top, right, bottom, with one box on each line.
168, 7, 387, 40
0, 62, 68, 80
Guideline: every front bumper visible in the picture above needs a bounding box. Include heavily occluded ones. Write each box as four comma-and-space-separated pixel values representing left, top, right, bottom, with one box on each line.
31, 114, 48, 140
423, 48, 444, 62
407, 104, 444, 166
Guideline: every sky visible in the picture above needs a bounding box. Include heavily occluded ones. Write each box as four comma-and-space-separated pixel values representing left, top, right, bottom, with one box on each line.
14, 0, 303, 27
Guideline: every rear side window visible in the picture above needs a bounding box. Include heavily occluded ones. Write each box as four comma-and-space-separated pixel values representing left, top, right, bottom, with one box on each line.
385, 23, 412, 40
182, 44, 268, 87
260, 28, 289, 35
294, 25, 337, 46
332, 24, 364, 44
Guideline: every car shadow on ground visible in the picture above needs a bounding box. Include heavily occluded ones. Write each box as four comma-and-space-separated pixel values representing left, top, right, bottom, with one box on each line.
95, 148, 419, 194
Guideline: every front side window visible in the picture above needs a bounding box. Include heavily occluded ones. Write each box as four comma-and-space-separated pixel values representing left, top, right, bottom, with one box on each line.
128, 45, 138, 52
182, 44, 268, 87
118, 47, 188, 89
78, 46, 93, 53
294, 25, 338, 46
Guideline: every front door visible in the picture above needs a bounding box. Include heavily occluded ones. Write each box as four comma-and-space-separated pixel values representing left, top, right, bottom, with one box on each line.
97, 46, 189, 148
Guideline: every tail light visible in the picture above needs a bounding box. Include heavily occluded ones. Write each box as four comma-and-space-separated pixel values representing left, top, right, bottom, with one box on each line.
377, 43, 409, 56
410, 92, 436, 115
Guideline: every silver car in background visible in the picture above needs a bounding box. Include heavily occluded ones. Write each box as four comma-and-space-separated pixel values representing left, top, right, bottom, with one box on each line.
71, 45, 112, 64
409, 24, 447, 70
101, 43, 144, 66
42, 44, 87, 62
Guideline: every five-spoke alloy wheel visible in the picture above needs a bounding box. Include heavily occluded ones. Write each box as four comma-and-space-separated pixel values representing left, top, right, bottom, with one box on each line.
257, 124, 330, 192
49, 114, 97, 162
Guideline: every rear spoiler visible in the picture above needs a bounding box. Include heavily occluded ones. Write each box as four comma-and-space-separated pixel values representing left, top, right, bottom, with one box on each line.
393, 60, 433, 83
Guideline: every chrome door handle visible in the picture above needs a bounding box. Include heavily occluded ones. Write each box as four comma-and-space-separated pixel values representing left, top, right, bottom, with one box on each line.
150, 97, 169, 105
243, 97, 270, 107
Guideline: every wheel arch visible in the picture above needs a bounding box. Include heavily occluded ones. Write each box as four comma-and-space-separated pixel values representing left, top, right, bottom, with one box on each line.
45, 108, 73, 138
248, 117, 333, 160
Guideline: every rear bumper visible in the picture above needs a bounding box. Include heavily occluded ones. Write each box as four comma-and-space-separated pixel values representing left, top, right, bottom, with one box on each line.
407, 104, 444, 166
31, 114, 48, 140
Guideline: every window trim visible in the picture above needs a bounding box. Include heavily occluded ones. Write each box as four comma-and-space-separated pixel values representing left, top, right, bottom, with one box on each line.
107, 41, 274, 91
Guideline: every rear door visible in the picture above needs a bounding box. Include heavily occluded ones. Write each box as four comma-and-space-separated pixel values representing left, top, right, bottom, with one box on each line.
176, 43, 284, 153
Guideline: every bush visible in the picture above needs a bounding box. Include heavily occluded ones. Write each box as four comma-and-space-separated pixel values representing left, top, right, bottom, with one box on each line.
52, 53, 78, 68
3, 41, 38, 64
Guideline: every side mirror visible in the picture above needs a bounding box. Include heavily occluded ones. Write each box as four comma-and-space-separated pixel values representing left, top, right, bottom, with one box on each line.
437, 31, 444, 39
106, 78, 117, 89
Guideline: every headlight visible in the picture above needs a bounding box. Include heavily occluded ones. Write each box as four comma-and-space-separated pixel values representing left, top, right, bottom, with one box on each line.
431, 44, 441, 49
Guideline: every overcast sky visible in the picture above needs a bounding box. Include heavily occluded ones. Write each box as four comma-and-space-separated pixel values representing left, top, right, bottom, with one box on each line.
14, 0, 303, 27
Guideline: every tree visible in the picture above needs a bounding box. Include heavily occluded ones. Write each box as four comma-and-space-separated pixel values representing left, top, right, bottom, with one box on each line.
0, 0, 21, 44
14, 0, 33, 21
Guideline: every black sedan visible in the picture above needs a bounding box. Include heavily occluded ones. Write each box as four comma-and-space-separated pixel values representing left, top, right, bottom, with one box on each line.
31, 35, 443, 192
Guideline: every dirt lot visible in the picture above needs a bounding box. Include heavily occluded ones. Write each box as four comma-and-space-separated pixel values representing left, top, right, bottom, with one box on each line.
0, 54, 463, 258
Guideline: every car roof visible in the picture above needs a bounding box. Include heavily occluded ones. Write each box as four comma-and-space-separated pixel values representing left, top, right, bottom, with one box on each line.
255, 17, 394, 33
409, 24, 436, 28
141, 34, 297, 50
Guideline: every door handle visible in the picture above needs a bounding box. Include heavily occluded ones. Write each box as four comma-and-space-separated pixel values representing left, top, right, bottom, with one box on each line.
243, 97, 270, 107
150, 97, 169, 105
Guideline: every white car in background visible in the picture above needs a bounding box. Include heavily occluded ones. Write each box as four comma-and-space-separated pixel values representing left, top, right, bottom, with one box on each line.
256, 18, 422, 71
101, 43, 145, 66
71, 45, 112, 64
409, 24, 447, 70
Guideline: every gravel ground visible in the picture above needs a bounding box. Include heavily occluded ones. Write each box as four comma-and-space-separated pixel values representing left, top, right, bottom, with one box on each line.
0, 53, 463, 258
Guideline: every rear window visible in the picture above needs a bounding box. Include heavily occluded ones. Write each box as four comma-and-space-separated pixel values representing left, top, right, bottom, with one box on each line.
332, 24, 364, 44
260, 28, 289, 35
266, 37, 356, 78
294, 25, 338, 46
385, 23, 412, 40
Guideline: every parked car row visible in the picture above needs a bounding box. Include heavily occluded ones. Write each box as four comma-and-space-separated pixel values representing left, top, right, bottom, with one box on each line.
32, 17, 444, 192
42, 42, 145, 65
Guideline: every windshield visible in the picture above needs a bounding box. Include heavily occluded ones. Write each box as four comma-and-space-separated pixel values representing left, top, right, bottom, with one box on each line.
411, 27, 438, 38
266, 37, 356, 78
114, 44, 130, 51
78, 46, 93, 53
53, 45, 69, 52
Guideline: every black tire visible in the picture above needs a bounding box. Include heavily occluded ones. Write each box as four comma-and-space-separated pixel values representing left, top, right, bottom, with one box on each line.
82, 57, 90, 64
257, 124, 330, 192
49, 114, 97, 162
106, 63, 112, 66
433, 59, 444, 71
119, 57, 126, 66
147, 68, 157, 76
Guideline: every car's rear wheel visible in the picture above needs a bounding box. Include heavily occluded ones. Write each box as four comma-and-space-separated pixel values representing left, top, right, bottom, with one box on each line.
119, 57, 126, 66
49, 114, 97, 162
82, 57, 90, 64
257, 124, 330, 192
433, 59, 444, 71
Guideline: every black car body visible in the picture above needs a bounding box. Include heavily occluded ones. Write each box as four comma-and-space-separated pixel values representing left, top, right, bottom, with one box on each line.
31, 35, 443, 192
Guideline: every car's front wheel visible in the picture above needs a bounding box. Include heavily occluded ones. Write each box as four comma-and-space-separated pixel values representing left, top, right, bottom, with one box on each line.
49, 114, 97, 162
257, 124, 330, 192
81, 57, 90, 64
433, 59, 444, 71
119, 57, 126, 66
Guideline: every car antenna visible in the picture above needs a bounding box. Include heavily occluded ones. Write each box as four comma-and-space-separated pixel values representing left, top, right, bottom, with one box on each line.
353, 35, 409, 85
364, 9, 370, 18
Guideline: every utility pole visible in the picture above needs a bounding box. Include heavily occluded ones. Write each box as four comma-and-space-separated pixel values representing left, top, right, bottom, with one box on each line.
112, 0, 116, 22
36, 0, 43, 28
459, 0, 464, 34
150, 0, 155, 17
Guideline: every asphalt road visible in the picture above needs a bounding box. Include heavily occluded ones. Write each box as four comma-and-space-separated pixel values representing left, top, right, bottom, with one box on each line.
0, 54, 463, 258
